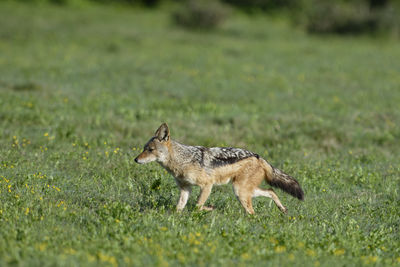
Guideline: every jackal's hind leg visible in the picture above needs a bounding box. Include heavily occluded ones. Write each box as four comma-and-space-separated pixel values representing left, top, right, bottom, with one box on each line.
253, 188, 287, 213
238, 195, 255, 214
232, 184, 255, 214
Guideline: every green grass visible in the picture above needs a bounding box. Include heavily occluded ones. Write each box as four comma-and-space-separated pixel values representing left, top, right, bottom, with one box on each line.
0, 2, 399, 266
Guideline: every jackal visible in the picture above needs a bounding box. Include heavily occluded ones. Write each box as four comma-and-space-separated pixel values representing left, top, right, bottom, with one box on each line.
135, 123, 304, 214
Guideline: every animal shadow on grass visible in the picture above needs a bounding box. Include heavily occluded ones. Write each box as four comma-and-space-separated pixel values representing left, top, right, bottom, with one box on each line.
136, 179, 176, 212
0, 80, 42, 91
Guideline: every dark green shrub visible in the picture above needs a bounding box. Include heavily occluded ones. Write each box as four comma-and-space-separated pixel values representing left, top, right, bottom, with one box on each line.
374, 3, 400, 36
222, 0, 297, 12
90, 0, 160, 7
172, 0, 230, 30
305, 1, 376, 34
15, 0, 161, 7
297, 0, 400, 35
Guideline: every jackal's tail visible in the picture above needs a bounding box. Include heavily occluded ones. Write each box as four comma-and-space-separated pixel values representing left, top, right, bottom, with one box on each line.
261, 159, 304, 200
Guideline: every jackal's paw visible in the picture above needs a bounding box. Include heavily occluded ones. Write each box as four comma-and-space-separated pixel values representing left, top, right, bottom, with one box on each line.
200, 206, 215, 211
280, 206, 288, 214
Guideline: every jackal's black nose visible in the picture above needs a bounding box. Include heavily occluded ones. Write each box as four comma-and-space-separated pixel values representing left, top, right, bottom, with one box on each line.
134, 157, 139, 163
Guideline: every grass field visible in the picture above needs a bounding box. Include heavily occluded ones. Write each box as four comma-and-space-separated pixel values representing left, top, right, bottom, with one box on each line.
0, 2, 399, 266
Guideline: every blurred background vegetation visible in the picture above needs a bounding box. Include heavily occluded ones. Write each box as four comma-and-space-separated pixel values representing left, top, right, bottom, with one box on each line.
1, 0, 399, 265
13, 0, 400, 36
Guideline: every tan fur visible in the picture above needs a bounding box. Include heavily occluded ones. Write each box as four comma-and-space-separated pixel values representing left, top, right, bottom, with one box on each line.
135, 123, 304, 214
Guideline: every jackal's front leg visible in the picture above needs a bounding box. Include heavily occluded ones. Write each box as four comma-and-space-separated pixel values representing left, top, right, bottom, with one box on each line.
196, 184, 214, 211
176, 186, 191, 212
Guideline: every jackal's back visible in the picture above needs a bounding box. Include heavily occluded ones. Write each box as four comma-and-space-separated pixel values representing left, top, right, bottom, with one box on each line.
173, 142, 259, 170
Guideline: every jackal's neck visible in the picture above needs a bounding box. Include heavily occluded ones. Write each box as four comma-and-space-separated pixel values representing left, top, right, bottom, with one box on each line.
157, 139, 193, 176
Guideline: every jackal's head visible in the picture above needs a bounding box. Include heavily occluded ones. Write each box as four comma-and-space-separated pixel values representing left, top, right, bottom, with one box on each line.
135, 123, 170, 164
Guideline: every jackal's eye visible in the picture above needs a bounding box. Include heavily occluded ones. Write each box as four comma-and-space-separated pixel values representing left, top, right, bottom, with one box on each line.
148, 147, 154, 152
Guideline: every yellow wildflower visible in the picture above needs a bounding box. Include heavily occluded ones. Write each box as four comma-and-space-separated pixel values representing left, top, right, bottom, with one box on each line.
36, 243, 47, 251
87, 254, 96, 262
333, 248, 345, 256
269, 237, 278, 245
241, 253, 250, 260
306, 249, 316, 257
289, 253, 295, 261
64, 248, 76, 255
177, 253, 185, 263
333, 96, 340, 103
362, 255, 379, 264
98, 253, 117, 267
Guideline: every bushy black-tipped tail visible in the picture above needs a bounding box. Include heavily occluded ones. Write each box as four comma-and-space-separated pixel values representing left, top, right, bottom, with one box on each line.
269, 166, 304, 200
261, 159, 304, 200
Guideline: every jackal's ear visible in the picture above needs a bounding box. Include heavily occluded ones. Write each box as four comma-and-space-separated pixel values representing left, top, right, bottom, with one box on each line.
155, 123, 169, 141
